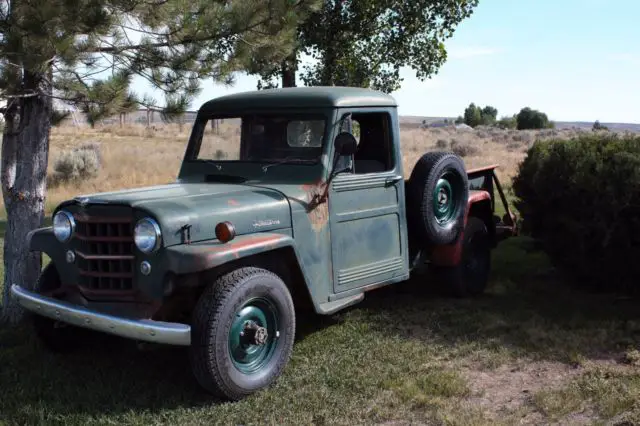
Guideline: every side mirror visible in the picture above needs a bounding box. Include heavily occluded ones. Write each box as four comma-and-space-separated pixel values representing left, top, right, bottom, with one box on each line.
334, 132, 357, 156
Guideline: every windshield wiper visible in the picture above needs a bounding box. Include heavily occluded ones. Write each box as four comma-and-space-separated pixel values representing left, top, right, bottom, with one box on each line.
261, 157, 316, 172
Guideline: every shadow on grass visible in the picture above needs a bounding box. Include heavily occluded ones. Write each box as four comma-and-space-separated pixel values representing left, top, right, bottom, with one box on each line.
357, 236, 640, 365
0, 326, 220, 421
1, 236, 639, 423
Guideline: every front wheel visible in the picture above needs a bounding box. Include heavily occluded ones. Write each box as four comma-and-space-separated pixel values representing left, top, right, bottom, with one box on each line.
31, 263, 91, 353
189, 267, 296, 401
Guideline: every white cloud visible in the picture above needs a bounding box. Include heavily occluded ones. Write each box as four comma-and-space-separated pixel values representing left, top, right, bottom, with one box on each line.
610, 53, 640, 65
447, 46, 500, 60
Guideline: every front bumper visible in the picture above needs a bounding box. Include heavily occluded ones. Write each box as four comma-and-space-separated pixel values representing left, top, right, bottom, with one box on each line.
10, 284, 191, 346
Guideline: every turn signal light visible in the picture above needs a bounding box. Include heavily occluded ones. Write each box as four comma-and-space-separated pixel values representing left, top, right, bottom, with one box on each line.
215, 221, 236, 243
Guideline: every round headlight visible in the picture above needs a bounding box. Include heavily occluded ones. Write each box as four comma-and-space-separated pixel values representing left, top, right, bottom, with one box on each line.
134, 218, 162, 253
53, 210, 75, 242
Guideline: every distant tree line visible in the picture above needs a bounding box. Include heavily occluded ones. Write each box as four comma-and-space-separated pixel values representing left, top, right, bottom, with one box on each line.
455, 103, 555, 130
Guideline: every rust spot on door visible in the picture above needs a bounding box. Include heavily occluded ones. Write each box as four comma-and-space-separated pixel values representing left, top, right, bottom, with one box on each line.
302, 180, 329, 233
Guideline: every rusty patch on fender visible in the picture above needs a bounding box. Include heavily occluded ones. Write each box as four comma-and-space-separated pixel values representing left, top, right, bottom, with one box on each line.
302, 180, 329, 233
203, 235, 283, 265
227, 199, 240, 206
209, 235, 282, 253
468, 189, 491, 204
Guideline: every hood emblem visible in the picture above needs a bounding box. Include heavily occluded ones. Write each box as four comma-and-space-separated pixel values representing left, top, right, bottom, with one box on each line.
253, 219, 280, 228
76, 197, 90, 206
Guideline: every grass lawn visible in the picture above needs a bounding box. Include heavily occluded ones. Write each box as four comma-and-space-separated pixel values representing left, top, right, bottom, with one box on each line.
1, 234, 640, 425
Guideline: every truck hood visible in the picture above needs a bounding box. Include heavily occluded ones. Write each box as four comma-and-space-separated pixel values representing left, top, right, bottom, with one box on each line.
69, 182, 292, 246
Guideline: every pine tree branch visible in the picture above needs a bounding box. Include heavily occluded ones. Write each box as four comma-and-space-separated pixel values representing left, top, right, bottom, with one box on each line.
117, 22, 182, 38
90, 0, 313, 55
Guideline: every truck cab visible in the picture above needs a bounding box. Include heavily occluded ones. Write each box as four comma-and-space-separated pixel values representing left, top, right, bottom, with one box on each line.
11, 87, 517, 401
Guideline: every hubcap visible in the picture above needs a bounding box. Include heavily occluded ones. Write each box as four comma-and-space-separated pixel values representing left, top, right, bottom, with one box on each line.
433, 174, 458, 225
229, 297, 280, 374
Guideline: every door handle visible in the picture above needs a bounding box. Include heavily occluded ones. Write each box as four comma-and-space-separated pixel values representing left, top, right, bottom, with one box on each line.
385, 175, 403, 186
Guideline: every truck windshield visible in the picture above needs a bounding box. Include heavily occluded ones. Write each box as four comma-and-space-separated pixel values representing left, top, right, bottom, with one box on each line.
193, 114, 326, 164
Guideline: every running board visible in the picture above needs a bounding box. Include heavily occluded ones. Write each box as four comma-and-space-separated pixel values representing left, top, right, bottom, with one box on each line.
317, 293, 364, 315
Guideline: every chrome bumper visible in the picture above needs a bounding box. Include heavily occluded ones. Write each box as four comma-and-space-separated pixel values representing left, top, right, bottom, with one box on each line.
10, 284, 191, 346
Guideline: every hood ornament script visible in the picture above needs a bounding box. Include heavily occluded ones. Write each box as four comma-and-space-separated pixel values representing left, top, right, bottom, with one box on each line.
253, 219, 281, 229
75, 197, 90, 206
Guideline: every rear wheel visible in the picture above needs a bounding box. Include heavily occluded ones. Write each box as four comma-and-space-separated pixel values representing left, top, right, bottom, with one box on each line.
189, 267, 295, 401
436, 217, 492, 297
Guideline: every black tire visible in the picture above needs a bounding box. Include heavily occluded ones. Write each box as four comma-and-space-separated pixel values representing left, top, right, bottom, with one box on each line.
31, 264, 89, 353
407, 152, 469, 246
189, 267, 296, 401
437, 217, 492, 298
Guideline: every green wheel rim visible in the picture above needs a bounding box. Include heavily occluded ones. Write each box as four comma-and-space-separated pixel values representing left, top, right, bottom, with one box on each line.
228, 297, 280, 374
432, 172, 459, 225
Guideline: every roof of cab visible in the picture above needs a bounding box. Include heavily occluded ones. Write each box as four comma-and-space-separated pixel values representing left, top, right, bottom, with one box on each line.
198, 86, 397, 115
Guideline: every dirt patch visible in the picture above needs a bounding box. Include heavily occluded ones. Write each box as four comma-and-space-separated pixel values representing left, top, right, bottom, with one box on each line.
462, 360, 583, 424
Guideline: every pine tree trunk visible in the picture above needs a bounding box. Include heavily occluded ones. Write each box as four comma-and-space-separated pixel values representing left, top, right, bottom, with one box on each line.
281, 68, 295, 87
1, 71, 52, 324
281, 54, 297, 87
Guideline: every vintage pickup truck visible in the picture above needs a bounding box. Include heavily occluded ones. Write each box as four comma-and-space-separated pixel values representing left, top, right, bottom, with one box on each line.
11, 87, 517, 401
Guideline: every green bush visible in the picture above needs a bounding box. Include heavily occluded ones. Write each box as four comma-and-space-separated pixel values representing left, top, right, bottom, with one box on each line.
512, 132, 640, 295
462, 103, 498, 127
497, 115, 517, 129
516, 107, 552, 130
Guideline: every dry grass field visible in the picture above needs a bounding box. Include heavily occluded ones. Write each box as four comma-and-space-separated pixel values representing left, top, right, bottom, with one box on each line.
2, 123, 640, 425
0, 121, 587, 214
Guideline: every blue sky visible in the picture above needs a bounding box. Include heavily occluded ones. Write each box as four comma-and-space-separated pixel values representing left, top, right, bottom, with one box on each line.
134, 0, 640, 123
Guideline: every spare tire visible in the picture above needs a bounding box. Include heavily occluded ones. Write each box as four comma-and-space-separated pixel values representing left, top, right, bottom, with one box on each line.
407, 152, 469, 246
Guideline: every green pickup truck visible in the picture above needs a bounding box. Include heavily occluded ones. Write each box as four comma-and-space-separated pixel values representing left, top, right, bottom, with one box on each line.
11, 87, 517, 401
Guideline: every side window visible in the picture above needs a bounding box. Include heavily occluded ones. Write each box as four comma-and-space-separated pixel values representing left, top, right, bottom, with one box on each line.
350, 112, 394, 174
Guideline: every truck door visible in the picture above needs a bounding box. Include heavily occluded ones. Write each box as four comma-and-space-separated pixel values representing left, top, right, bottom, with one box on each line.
328, 108, 410, 294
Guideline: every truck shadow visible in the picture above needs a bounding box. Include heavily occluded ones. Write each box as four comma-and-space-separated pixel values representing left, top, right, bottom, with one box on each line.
1, 236, 638, 421
349, 236, 640, 365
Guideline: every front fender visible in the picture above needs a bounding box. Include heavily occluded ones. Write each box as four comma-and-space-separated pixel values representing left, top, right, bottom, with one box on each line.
28, 227, 56, 252
165, 232, 298, 275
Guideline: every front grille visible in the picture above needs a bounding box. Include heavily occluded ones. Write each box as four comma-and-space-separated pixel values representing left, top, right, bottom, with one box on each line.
72, 209, 135, 293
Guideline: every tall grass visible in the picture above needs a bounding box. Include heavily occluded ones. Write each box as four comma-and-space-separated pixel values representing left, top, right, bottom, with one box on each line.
0, 122, 586, 215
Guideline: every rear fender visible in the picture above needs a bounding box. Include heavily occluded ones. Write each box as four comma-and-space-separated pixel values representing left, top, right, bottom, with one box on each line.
430, 190, 492, 267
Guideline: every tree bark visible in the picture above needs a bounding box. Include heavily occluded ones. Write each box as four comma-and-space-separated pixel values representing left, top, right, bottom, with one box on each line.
281, 62, 296, 88
281, 67, 296, 88
1, 70, 52, 324
280, 52, 298, 87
